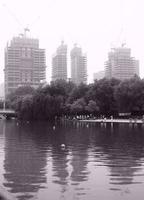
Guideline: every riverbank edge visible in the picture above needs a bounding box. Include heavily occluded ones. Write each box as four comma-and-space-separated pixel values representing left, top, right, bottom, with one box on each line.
79, 118, 144, 124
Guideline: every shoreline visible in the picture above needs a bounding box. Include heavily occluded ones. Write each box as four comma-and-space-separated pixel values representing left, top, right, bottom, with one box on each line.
79, 118, 144, 124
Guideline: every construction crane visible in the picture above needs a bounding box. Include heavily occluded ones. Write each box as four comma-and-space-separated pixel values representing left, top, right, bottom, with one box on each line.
1, 2, 41, 109
2, 3, 24, 32
24, 27, 30, 37
121, 42, 126, 48
1, 2, 41, 37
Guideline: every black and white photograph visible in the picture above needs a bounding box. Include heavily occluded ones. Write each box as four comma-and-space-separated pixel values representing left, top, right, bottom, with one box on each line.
0, 0, 144, 199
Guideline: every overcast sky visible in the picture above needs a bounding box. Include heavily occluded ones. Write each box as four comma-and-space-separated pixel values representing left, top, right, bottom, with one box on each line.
0, 0, 144, 83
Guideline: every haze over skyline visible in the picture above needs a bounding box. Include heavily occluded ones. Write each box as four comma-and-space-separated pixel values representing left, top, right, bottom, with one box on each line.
0, 0, 144, 83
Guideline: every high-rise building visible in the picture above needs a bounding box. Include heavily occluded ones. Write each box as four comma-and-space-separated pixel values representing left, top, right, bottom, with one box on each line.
105, 46, 139, 80
52, 41, 67, 81
4, 30, 46, 96
70, 44, 87, 85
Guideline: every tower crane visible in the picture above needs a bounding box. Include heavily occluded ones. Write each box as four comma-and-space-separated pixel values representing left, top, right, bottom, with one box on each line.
1, 2, 40, 36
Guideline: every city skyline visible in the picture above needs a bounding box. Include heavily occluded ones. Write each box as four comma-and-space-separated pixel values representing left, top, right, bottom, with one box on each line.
0, 0, 144, 84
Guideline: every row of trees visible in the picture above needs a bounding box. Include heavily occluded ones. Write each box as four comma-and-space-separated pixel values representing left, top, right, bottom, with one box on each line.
6, 76, 144, 120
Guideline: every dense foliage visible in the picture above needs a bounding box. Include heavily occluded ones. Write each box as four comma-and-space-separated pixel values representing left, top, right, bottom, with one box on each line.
6, 76, 144, 120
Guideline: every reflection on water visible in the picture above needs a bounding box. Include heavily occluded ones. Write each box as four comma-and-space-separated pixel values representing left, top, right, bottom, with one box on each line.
3, 121, 49, 200
0, 120, 144, 199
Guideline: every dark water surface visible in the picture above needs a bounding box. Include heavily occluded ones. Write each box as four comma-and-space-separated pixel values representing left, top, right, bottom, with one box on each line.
0, 120, 144, 200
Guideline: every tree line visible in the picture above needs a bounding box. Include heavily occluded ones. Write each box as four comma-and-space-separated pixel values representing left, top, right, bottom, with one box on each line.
6, 76, 144, 120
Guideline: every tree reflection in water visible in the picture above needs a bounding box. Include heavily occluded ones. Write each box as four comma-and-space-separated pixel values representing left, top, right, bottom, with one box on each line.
3, 121, 49, 200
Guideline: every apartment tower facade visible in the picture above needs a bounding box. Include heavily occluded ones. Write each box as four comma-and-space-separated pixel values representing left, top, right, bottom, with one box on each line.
105, 46, 139, 80
4, 31, 46, 96
52, 41, 67, 81
70, 44, 87, 85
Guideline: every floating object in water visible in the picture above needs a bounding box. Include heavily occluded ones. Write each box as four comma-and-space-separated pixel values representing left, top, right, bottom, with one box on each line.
61, 144, 65, 148
53, 126, 56, 130
86, 124, 89, 128
16, 122, 19, 126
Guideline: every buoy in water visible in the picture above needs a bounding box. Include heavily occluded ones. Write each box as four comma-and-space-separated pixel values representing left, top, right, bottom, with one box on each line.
53, 126, 56, 130
61, 144, 65, 148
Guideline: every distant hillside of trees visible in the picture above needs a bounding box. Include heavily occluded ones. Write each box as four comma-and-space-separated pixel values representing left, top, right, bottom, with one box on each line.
6, 76, 144, 120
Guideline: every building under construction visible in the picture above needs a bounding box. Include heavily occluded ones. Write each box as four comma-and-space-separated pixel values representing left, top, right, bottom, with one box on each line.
4, 30, 46, 96
70, 45, 87, 85
52, 41, 67, 81
105, 46, 139, 80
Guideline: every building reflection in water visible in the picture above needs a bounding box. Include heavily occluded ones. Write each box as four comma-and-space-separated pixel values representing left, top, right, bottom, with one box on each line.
60, 122, 90, 183
2, 120, 144, 199
51, 146, 69, 198
3, 121, 49, 200
50, 122, 90, 198
89, 123, 144, 192
69, 130, 89, 184
108, 124, 144, 190
66, 122, 90, 198
51, 127, 69, 186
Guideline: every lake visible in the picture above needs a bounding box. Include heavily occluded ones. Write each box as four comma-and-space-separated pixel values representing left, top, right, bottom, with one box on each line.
0, 120, 144, 200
